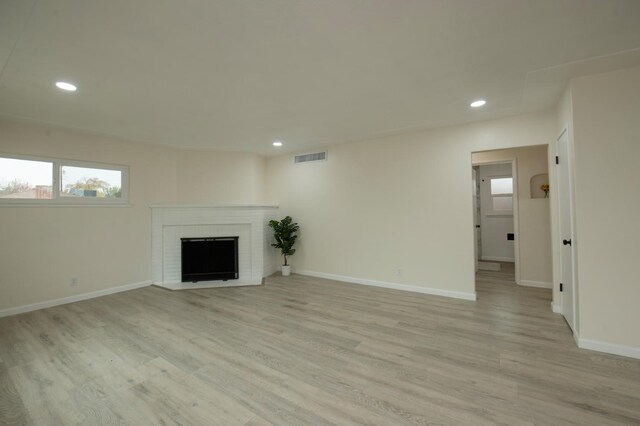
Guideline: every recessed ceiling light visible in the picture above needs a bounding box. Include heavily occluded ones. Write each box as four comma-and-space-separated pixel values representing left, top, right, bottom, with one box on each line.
470, 99, 486, 108
55, 81, 77, 92
273, 141, 283, 147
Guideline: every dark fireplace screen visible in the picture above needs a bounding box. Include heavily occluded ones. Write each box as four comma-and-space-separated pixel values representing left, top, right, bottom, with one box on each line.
181, 237, 239, 282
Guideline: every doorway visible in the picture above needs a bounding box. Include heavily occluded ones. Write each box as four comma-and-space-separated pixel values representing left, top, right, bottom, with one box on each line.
472, 161, 517, 282
471, 145, 553, 295
478, 163, 516, 260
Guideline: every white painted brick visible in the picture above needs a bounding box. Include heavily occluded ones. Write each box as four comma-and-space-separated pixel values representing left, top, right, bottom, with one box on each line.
151, 206, 278, 285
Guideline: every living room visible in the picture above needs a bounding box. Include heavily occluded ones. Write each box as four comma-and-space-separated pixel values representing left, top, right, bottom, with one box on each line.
1, 1, 639, 424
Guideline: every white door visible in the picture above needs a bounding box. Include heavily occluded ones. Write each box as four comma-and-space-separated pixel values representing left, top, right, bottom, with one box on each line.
472, 168, 479, 272
557, 130, 575, 331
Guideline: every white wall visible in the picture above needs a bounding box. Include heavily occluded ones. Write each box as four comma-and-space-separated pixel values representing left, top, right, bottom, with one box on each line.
0, 120, 267, 312
477, 163, 514, 262
266, 110, 556, 298
570, 66, 640, 350
0, 120, 176, 311
176, 150, 267, 205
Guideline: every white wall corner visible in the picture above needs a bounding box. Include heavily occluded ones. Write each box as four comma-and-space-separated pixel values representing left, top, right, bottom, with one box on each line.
0, 280, 152, 318
573, 329, 580, 346
262, 209, 279, 277
518, 280, 553, 289
578, 338, 640, 360
294, 269, 477, 301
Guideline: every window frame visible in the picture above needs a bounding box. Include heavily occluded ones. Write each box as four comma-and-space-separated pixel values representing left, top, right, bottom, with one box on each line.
0, 153, 129, 206
488, 175, 514, 215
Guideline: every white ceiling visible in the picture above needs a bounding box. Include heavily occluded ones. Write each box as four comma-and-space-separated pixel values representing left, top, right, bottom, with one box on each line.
1, 1, 640, 155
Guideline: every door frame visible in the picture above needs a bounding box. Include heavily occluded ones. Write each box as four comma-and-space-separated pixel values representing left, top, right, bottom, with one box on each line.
555, 127, 578, 333
471, 158, 520, 285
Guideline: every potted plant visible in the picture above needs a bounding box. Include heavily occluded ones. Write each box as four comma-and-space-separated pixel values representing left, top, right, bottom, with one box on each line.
268, 216, 299, 276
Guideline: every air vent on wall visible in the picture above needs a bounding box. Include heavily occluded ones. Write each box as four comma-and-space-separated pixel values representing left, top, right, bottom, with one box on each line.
294, 151, 327, 164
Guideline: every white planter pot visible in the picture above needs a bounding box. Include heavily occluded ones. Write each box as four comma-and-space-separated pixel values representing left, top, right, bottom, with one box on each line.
281, 265, 291, 276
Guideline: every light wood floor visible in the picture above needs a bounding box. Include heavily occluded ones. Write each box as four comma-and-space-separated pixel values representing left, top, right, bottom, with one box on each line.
1, 269, 639, 425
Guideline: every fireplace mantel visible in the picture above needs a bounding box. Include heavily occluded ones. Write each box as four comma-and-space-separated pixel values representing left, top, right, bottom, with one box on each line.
151, 205, 278, 290
150, 204, 279, 209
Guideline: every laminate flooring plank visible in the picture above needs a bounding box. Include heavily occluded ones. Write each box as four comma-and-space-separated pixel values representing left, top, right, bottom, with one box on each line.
202, 325, 461, 424
242, 415, 273, 426
7, 363, 83, 425
67, 380, 129, 426
127, 363, 256, 425
193, 346, 395, 425
0, 362, 29, 426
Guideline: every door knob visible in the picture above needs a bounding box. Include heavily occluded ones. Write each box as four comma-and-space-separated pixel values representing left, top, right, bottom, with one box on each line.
563, 239, 572, 246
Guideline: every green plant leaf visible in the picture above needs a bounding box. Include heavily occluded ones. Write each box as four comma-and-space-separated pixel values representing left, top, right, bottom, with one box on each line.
269, 216, 299, 264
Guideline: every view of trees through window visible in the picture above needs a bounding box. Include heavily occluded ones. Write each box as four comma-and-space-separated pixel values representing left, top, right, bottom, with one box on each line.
0, 157, 125, 201
60, 166, 122, 198
0, 158, 52, 199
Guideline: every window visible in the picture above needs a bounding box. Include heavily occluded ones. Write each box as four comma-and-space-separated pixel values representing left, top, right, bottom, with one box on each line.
60, 165, 123, 199
489, 176, 513, 213
0, 157, 53, 199
0, 154, 128, 205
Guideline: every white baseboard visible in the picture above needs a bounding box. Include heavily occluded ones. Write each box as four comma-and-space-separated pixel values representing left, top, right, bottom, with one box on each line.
0, 280, 152, 318
294, 269, 476, 301
518, 280, 553, 289
578, 337, 640, 360
154, 279, 262, 291
480, 256, 515, 262
551, 301, 562, 313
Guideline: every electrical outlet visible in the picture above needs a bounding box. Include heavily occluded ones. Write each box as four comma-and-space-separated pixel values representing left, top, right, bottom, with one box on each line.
70, 277, 78, 287
396, 268, 403, 277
